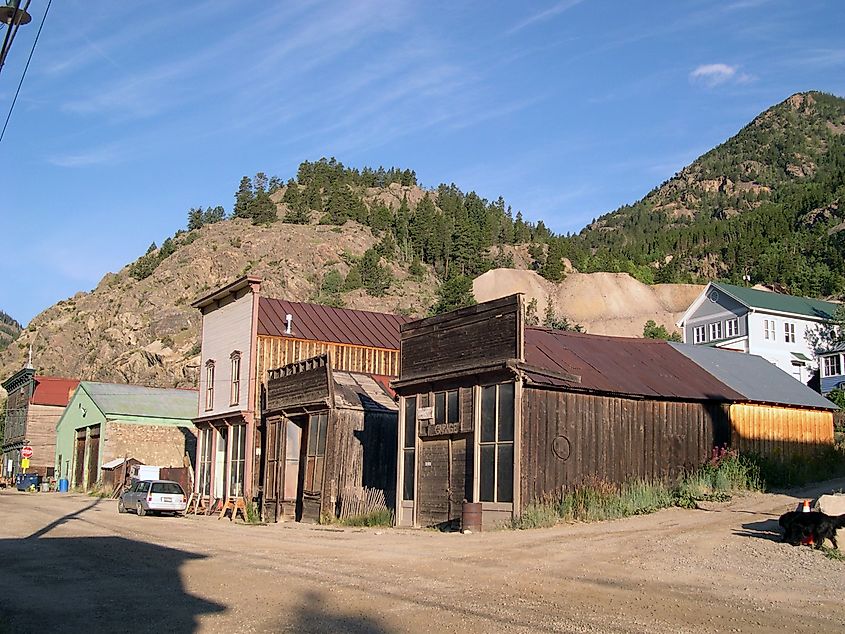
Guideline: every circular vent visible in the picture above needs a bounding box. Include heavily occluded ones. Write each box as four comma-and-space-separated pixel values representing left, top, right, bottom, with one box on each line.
708, 289, 720, 303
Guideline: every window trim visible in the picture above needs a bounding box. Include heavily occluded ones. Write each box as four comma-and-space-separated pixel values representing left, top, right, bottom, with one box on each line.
709, 321, 722, 341
693, 325, 706, 344
229, 351, 242, 406
823, 354, 842, 378
784, 322, 795, 344
725, 318, 738, 338
205, 360, 215, 411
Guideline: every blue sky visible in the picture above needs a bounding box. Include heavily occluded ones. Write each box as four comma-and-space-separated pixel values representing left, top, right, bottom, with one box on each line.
1, 0, 843, 325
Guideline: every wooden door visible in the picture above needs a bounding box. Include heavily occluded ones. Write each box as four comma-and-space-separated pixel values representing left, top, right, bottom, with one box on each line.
417, 439, 450, 527
86, 425, 101, 490
449, 435, 473, 518
74, 431, 85, 487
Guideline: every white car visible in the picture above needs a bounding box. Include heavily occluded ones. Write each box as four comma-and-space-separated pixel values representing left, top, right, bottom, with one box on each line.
118, 479, 187, 516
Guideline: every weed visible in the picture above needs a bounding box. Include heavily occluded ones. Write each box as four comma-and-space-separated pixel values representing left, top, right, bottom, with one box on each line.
745, 446, 845, 489
244, 500, 263, 525
822, 546, 845, 562
331, 508, 394, 527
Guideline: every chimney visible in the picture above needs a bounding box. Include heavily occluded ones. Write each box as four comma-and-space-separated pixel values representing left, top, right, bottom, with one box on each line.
285, 314, 293, 335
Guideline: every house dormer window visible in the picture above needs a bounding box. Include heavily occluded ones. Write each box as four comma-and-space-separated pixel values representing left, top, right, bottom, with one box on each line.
205, 360, 215, 410
230, 351, 241, 406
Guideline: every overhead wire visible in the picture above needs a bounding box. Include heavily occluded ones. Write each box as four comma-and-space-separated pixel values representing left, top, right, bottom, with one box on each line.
0, 0, 50, 145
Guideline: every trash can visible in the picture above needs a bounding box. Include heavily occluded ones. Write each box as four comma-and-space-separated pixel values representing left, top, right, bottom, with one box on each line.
58, 478, 69, 493
461, 501, 482, 533
40, 482, 50, 493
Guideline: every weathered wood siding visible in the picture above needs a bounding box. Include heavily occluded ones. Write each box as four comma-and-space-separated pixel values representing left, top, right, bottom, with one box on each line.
255, 335, 398, 412
520, 387, 728, 509
266, 363, 331, 413
729, 403, 834, 457
399, 295, 522, 384
199, 288, 253, 416
24, 404, 65, 471
321, 409, 398, 519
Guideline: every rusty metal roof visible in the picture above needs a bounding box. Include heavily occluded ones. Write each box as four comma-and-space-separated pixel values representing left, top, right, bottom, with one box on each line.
523, 327, 744, 401
258, 297, 411, 350
31, 376, 80, 407
333, 372, 398, 412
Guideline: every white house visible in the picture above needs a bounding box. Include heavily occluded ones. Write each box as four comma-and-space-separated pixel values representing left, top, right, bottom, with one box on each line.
676, 282, 838, 384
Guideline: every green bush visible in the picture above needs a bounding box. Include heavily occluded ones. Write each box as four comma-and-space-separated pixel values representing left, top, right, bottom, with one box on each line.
332, 508, 393, 527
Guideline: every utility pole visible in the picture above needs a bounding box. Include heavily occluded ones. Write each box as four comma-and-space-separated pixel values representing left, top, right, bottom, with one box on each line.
0, 1, 32, 76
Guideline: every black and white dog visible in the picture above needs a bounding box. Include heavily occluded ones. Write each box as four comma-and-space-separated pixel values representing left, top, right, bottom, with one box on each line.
779, 510, 845, 549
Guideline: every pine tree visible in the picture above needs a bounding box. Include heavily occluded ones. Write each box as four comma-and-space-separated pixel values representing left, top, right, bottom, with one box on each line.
187, 207, 204, 231
430, 274, 476, 315
233, 176, 254, 218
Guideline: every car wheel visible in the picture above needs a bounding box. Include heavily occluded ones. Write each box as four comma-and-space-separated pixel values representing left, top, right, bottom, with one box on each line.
137, 502, 146, 517
118, 499, 126, 514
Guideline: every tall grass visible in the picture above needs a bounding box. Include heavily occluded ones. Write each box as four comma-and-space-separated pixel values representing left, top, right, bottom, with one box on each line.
745, 445, 845, 489
510, 447, 761, 530
332, 508, 394, 527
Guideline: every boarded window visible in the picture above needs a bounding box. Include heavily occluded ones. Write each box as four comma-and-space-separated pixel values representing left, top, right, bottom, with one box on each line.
479, 382, 515, 503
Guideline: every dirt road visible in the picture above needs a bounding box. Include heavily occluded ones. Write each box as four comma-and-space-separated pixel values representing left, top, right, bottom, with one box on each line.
1, 482, 844, 633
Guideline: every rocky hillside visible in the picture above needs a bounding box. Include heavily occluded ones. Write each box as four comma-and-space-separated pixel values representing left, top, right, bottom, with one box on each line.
571, 91, 845, 297
0, 214, 439, 390
0, 311, 21, 352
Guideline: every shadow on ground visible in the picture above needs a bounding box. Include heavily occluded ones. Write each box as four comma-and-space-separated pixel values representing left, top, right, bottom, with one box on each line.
734, 518, 783, 543
286, 590, 393, 634
0, 504, 225, 632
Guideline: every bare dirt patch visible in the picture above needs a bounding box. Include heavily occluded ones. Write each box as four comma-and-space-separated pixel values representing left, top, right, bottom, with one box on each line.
1, 482, 844, 633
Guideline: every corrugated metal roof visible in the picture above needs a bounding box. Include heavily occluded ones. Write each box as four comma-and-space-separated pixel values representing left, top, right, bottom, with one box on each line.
31, 376, 79, 407
333, 372, 398, 411
258, 297, 411, 350
713, 282, 838, 320
523, 328, 744, 401
669, 343, 837, 410
81, 382, 198, 420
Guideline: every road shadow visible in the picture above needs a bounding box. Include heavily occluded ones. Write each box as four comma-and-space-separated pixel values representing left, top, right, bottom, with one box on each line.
286, 589, 393, 633
734, 518, 783, 543
26, 498, 102, 539
0, 535, 225, 632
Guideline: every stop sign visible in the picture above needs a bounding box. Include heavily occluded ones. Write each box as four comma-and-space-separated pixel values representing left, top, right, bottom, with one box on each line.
21, 446, 33, 459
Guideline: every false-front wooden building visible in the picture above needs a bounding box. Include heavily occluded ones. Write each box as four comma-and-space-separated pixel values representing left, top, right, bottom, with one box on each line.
262, 354, 398, 522
392, 295, 836, 529
191, 276, 409, 510
1, 368, 78, 478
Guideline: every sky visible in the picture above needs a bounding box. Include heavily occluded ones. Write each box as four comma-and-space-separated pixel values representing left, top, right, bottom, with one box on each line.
1, 0, 844, 325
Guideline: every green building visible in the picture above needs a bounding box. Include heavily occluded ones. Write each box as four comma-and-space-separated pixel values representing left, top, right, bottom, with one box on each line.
55, 382, 198, 490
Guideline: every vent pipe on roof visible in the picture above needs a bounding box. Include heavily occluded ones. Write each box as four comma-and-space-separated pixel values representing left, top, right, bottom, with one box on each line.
285, 314, 293, 335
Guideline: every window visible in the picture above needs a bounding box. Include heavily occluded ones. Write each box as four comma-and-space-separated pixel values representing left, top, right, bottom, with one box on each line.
151, 482, 185, 495
402, 397, 416, 501
138, 481, 150, 494
784, 322, 795, 344
824, 355, 842, 377
229, 424, 246, 497
764, 319, 776, 341
205, 360, 215, 410
197, 428, 213, 496
726, 318, 738, 338
304, 413, 328, 493
693, 325, 706, 344
709, 321, 722, 341
434, 389, 459, 425
230, 351, 241, 406
479, 383, 514, 503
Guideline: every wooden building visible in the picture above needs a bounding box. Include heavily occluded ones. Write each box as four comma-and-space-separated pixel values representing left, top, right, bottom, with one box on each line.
1, 368, 78, 478
262, 354, 398, 522
392, 295, 836, 528
191, 276, 410, 510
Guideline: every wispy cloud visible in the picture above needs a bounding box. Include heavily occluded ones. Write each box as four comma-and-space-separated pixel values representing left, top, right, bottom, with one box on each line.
791, 48, 845, 69
507, 0, 585, 35
48, 145, 120, 168
689, 63, 753, 87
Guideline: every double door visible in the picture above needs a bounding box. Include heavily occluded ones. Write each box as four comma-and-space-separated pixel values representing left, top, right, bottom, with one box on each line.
417, 434, 472, 528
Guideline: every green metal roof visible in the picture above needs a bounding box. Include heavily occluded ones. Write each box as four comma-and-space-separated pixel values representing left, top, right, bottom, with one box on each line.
80, 382, 198, 420
712, 282, 838, 321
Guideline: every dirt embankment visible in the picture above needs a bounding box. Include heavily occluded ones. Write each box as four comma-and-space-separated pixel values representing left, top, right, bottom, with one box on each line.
473, 268, 703, 337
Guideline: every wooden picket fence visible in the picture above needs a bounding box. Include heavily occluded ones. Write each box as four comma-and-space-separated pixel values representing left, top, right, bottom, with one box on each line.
338, 486, 388, 520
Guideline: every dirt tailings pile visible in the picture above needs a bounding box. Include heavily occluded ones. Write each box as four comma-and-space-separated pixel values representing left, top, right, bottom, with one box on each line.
472, 269, 704, 337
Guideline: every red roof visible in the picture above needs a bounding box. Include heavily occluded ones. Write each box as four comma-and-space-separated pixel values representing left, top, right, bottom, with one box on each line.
258, 298, 412, 351
523, 328, 743, 401
31, 376, 80, 407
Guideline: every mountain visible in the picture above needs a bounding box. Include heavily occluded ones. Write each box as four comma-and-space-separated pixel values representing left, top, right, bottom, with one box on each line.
0, 311, 22, 352
569, 91, 845, 297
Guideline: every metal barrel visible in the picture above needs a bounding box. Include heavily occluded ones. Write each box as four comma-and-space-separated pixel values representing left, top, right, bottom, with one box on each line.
461, 501, 482, 532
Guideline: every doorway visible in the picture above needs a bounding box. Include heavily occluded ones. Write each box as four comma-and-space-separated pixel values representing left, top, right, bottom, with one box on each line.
214, 426, 228, 500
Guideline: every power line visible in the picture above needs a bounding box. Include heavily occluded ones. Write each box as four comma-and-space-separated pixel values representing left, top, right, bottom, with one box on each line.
0, 0, 50, 145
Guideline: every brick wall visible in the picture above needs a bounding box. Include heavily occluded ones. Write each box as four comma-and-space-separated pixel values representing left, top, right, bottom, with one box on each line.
104, 422, 196, 468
